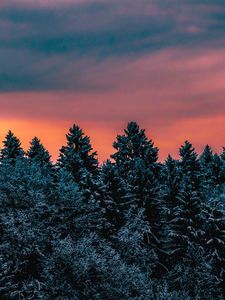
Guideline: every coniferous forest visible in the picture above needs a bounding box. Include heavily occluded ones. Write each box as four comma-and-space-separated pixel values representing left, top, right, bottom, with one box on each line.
0, 122, 225, 300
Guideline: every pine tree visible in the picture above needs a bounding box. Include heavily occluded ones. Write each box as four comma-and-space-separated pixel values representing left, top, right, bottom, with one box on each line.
111, 121, 158, 176
200, 145, 224, 194
27, 137, 52, 166
129, 158, 162, 241
202, 194, 225, 296
200, 144, 213, 164
58, 124, 98, 182
111, 122, 161, 220
179, 140, 200, 187
200, 145, 215, 192
161, 155, 181, 212
58, 124, 100, 198
111, 121, 160, 205
0, 158, 54, 299
221, 147, 225, 184
57, 125, 105, 235
100, 160, 135, 234
0, 131, 24, 162
159, 155, 182, 268
111, 122, 163, 275
212, 153, 224, 189
53, 169, 104, 238
169, 142, 203, 266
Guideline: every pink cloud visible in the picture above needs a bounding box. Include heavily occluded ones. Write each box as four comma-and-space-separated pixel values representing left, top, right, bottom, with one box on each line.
0, 46, 224, 161
0, 0, 90, 8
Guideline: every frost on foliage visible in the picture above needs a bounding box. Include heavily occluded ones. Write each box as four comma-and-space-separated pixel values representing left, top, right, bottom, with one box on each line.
0, 122, 225, 299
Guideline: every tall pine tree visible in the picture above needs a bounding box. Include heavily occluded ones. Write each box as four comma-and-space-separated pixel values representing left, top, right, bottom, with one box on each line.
221, 147, 225, 184
0, 131, 24, 162
27, 137, 51, 166
100, 160, 135, 234
111, 121, 158, 174
111, 122, 163, 275
57, 124, 105, 236
169, 142, 203, 265
58, 124, 98, 182
159, 155, 182, 268
179, 140, 200, 187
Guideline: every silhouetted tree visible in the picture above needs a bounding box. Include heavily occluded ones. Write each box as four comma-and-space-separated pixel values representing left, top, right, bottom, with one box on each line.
111, 121, 158, 174
160, 155, 182, 268
101, 160, 135, 234
179, 140, 200, 187
27, 137, 52, 166
202, 194, 225, 297
0, 123, 224, 299
200, 145, 214, 190
0, 131, 24, 162
111, 122, 162, 275
58, 124, 98, 180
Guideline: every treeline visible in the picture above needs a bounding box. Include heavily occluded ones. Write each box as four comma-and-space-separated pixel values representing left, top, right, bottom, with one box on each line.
0, 122, 225, 299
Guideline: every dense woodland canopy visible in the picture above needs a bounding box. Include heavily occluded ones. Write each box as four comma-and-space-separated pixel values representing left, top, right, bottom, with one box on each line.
0, 122, 225, 299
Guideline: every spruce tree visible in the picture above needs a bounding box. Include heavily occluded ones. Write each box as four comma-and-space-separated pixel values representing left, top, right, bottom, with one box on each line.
58, 124, 98, 182
111, 122, 160, 201
161, 155, 181, 212
57, 124, 105, 236
111, 122, 162, 274
159, 155, 182, 268
27, 137, 51, 166
199, 145, 214, 192
200, 146, 224, 194
202, 194, 225, 296
111, 121, 158, 174
111, 122, 160, 215
169, 142, 203, 266
101, 160, 135, 234
0, 131, 24, 162
53, 169, 104, 238
221, 147, 225, 184
179, 140, 200, 188
212, 153, 224, 189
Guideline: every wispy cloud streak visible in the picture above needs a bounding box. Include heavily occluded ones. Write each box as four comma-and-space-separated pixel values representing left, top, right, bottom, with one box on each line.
0, 0, 224, 160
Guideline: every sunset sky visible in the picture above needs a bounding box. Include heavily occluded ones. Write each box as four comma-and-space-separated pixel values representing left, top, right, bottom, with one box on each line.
0, 0, 225, 161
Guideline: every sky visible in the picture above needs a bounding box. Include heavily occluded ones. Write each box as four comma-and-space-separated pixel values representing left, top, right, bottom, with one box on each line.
0, 0, 225, 161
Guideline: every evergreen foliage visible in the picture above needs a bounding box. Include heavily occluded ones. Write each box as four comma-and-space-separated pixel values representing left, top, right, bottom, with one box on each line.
0, 131, 24, 162
0, 123, 225, 299
27, 137, 51, 165
58, 124, 98, 181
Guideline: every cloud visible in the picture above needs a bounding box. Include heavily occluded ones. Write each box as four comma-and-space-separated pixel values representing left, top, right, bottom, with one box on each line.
1, 0, 225, 91
0, 0, 92, 8
0, 45, 225, 161
0, 0, 224, 160
1, 46, 225, 119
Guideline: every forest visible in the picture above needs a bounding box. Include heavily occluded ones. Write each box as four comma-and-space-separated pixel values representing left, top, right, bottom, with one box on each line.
0, 121, 225, 299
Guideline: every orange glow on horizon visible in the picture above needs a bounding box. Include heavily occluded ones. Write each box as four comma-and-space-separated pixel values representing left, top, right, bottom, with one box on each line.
0, 115, 224, 163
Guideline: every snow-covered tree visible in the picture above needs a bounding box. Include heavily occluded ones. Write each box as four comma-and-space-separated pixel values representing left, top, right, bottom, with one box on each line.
202, 193, 225, 296
0, 123, 224, 299
27, 137, 52, 166
111, 122, 160, 215
167, 143, 204, 269
179, 141, 200, 187
111, 121, 159, 174
100, 160, 135, 234
159, 155, 182, 268
53, 169, 105, 238
200, 145, 214, 190
0, 159, 54, 299
0, 131, 24, 162
58, 124, 98, 181
221, 147, 225, 185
